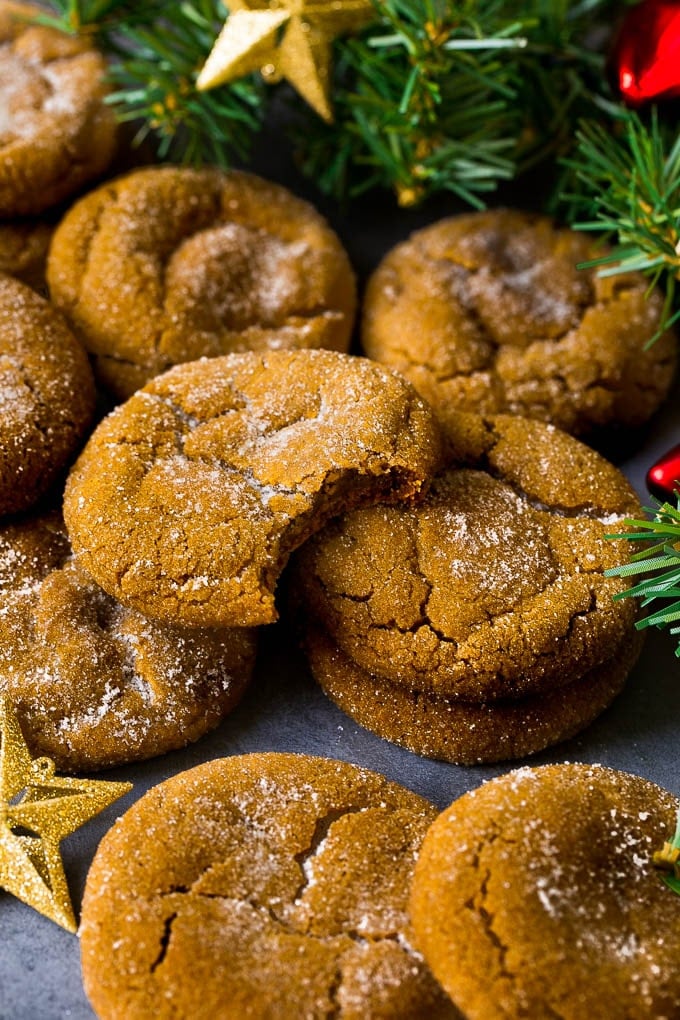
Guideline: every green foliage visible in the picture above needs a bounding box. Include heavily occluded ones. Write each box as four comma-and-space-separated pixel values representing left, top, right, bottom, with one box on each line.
607, 496, 680, 657
36, 0, 632, 205
562, 109, 680, 338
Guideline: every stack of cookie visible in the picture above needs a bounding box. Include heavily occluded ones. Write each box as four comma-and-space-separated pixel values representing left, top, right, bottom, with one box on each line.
289, 413, 646, 763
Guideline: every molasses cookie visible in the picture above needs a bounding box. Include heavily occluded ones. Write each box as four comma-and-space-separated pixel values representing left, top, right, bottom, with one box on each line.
362, 209, 677, 436
0, 509, 257, 771
302, 621, 642, 764
290, 414, 641, 703
47, 165, 357, 398
0, 1, 117, 215
410, 764, 680, 1019
80, 753, 456, 1020
0, 272, 95, 514
0, 217, 52, 289
63, 350, 443, 629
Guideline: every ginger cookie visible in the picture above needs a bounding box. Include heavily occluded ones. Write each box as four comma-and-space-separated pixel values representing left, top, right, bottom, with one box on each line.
0, 272, 95, 514
302, 621, 642, 764
80, 753, 456, 1020
63, 350, 442, 629
0, 217, 52, 289
410, 764, 680, 1019
0, 1, 117, 216
290, 414, 641, 703
362, 209, 677, 437
0, 509, 257, 771
47, 165, 357, 398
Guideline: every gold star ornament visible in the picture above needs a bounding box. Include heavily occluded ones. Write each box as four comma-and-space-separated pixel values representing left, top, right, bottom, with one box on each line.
196, 0, 376, 122
0, 698, 131, 932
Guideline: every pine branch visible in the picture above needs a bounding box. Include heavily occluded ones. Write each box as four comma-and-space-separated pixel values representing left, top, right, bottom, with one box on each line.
562, 109, 680, 341
606, 496, 680, 656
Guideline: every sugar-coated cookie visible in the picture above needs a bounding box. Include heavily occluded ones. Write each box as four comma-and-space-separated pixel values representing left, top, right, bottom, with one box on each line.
80, 753, 456, 1019
0, 509, 257, 771
290, 414, 640, 702
0, 272, 95, 514
302, 621, 642, 764
410, 764, 680, 1019
0, 218, 52, 289
0, 1, 116, 215
63, 350, 443, 629
362, 209, 677, 436
47, 165, 357, 398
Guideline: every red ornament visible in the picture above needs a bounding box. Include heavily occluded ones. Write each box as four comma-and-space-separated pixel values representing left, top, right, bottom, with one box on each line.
646, 442, 680, 501
614, 0, 680, 104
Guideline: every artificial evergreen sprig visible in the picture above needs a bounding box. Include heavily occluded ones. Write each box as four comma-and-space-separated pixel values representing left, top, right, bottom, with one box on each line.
36, 0, 628, 206
563, 107, 680, 340
606, 495, 680, 657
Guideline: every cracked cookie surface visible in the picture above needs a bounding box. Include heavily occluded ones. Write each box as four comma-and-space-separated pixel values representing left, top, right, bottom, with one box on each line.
47, 165, 357, 398
63, 349, 443, 628
410, 763, 680, 1019
290, 414, 640, 701
80, 752, 457, 1020
361, 209, 677, 437
0, 508, 257, 771
0, 1, 116, 215
0, 272, 95, 514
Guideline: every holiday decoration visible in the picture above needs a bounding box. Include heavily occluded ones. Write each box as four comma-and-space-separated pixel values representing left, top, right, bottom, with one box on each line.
614, 0, 680, 105
196, 0, 376, 122
606, 496, 680, 658
0, 698, 131, 932
647, 443, 680, 501
653, 807, 680, 895
37, 0, 623, 208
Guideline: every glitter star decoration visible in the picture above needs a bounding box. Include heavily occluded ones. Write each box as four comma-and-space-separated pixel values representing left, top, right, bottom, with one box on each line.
196, 0, 376, 122
0, 698, 131, 932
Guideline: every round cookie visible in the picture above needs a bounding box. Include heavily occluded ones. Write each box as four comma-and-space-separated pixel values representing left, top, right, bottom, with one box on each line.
0, 218, 52, 289
0, 272, 95, 514
0, 509, 257, 771
362, 209, 677, 437
0, 1, 117, 215
63, 350, 443, 629
290, 414, 641, 702
410, 764, 680, 1019
80, 753, 456, 1020
47, 165, 357, 398
302, 621, 643, 764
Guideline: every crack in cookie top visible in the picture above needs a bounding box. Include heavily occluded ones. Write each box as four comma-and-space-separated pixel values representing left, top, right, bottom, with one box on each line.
47, 165, 357, 398
63, 350, 443, 629
80, 753, 455, 1020
289, 413, 641, 702
410, 764, 680, 1019
361, 209, 677, 437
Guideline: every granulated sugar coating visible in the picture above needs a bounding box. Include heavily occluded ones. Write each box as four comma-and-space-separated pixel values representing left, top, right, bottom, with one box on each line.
80, 753, 457, 1020
47, 165, 357, 398
410, 764, 680, 1020
63, 349, 443, 629
290, 414, 641, 703
0, 273, 95, 514
362, 209, 677, 437
0, 1, 116, 215
0, 509, 257, 771
0, 218, 52, 289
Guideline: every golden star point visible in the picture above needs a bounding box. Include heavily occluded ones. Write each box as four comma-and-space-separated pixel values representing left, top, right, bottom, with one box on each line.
0, 698, 131, 932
